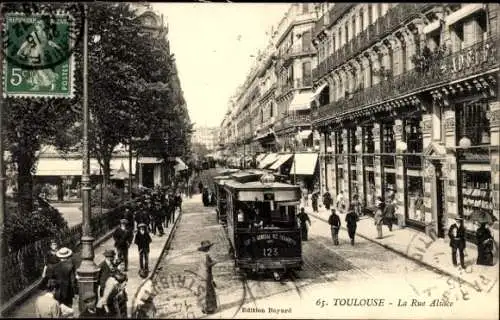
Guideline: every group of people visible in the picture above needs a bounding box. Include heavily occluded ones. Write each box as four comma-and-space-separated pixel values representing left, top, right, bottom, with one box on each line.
36, 186, 183, 318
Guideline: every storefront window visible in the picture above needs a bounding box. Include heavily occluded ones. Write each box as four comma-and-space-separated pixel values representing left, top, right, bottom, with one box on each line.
363, 125, 374, 166
405, 117, 423, 169
382, 121, 395, 167
365, 171, 376, 208
456, 101, 490, 146
384, 172, 396, 199
407, 175, 425, 222
461, 170, 496, 232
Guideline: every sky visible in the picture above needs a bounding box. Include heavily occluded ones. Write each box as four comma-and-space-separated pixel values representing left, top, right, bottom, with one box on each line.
153, 3, 290, 128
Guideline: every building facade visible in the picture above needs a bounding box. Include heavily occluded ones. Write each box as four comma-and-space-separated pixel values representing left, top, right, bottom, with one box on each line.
192, 125, 220, 151
221, 4, 322, 188
310, 3, 498, 239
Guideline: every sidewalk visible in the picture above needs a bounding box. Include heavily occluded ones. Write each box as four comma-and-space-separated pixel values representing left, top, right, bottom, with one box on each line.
7, 203, 183, 318
305, 203, 499, 293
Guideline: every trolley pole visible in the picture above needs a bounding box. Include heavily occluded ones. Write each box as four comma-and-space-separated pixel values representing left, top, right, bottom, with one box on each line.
76, 4, 100, 312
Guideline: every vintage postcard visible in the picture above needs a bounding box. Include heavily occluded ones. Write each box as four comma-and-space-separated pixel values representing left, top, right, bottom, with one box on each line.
0, 2, 498, 320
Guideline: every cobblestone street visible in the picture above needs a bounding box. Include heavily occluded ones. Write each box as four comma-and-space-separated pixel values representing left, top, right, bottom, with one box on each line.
152, 195, 498, 319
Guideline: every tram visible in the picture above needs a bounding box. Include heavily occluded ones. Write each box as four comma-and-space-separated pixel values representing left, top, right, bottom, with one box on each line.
223, 172, 303, 279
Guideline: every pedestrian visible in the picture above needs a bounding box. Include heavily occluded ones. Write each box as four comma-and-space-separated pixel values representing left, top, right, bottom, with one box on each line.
328, 209, 341, 245
113, 219, 133, 272
297, 207, 312, 241
197, 240, 218, 314
97, 271, 128, 318
352, 193, 362, 217
336, 191, 345, 213
202, 189, 209, 206
123, 207, 135, 232
35, 279, 62, 318
41, 239, 60, 289
323, 189, 332, 211
476, 222, 494, 266
311, 192, 319, 213
153, 202, 164, 236
382, 196, 395, 232
345, 205, 358, 245
98, 249, 116, 298
175, 190, 183, 213
198, 181, 204, 194
78, 291, 106, 318
47, 247, 77, 308
303, 190, 309, 207
374, 197, 385, 239
448, 217, 466, 269
135, 223, 152, 273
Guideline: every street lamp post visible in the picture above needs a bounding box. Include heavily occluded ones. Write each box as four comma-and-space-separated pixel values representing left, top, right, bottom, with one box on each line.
76, 4, 99, 312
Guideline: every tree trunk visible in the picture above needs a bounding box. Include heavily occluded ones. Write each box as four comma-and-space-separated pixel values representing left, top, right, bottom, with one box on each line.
16, 152, 35, 215
102, 153, 112, 186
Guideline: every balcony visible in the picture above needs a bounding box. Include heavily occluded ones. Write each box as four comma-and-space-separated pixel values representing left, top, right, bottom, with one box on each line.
283, 45, 316, 63
295, 77, 313, 88
274, 114, 311, 131
313, 3, 441, 81
313, 35, 498, 122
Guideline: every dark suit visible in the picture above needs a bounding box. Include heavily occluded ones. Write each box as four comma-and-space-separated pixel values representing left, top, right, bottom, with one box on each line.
448, 223, 466, 268
48, 259, 77, 307
98, 260, 115, 297
113, 228, 133, 270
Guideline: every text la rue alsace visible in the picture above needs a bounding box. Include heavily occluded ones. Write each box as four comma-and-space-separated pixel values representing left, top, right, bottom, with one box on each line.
315, 298, 453, 308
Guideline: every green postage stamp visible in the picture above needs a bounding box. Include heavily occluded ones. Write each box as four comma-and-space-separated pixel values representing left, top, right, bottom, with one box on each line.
2, 12, 76, 98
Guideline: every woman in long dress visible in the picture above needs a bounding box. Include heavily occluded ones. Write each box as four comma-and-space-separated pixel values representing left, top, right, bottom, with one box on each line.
476, 223, 494, 266
197, 240, 218, 314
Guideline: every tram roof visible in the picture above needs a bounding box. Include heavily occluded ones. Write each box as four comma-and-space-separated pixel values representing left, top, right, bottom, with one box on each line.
223, 180, 300, 191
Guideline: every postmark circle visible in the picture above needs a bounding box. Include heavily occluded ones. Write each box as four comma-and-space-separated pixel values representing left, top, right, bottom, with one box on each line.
2, 3, 84, 70
404, 228, 499, 304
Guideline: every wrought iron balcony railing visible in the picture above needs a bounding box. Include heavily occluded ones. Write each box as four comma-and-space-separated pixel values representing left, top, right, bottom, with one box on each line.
295, 77, 313, 88
313, 3, 442, 81
283, 45, 316, 62
313, 35, 498, 122
274, 114, 312, 131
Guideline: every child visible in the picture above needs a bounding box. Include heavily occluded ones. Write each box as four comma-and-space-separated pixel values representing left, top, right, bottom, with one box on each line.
134, 223, 152, 274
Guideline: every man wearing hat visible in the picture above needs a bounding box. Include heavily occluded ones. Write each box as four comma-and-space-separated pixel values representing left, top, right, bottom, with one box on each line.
47, 247, 77, 308
113, 219, 133, 272
448, 216, 466, 268
97, 271, 128, 318
98, 249, 116, 297
134, 223, 152, 273
79, 291, 106, 318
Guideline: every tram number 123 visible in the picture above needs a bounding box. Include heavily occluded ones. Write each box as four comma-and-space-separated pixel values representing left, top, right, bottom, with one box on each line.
263, 248, 279, 257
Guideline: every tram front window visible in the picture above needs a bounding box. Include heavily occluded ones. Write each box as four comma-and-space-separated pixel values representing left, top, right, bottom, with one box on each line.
236, 201, 297, 229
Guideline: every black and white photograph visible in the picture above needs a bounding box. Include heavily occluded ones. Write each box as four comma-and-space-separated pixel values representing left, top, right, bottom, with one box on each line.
0, 2, 498, 319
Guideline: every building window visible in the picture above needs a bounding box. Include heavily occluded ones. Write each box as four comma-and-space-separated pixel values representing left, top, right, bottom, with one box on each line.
450, 21, 464, 52
352, 15, 356, 36
405, 116, 423, 169
345, 24, 349, 43
332, 35, 336, 52
360, 9, 364, 31
339, 28, 343, 47
460, 170, 494, 232
407, 175, 425, 222
302, 30, 312, 50
302, 3, 309, 14
368, 5, 373, 25
335, 131, 343, 154
302, 61, 312, 86
377, 3, 383, 19
382, 121, 395, 167
269, 103, 274, 118
456, 101, 490, 146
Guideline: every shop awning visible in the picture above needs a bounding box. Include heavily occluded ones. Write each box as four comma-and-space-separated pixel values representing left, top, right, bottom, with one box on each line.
461, 163, 491, 172
446, 4, 484, 26
269, 154, 293, 170
256, 154, 267, 163
290, 153, 318, 175
138, 157, 164, 164
289, 92, 313, 111
311, 82, 328, 101
297, 130, 312, 140
35, 158, 101, 176
258, 153, 278, 169
174, 157, 188, 171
